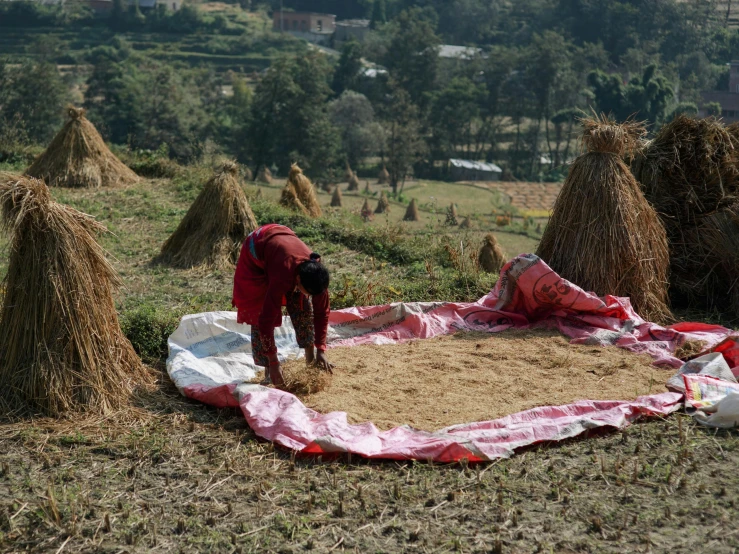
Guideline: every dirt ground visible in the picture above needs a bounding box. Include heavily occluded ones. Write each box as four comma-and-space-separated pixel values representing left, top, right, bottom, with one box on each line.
302, 330, 667, 431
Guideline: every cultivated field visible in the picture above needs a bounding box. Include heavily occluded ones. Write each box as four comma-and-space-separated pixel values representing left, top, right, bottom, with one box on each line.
0, 171, 737, 553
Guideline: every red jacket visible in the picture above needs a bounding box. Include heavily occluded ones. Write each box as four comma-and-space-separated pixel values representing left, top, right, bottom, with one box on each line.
232, 225, 329, 357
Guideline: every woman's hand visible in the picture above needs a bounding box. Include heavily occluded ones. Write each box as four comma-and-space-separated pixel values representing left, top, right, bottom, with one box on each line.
315, 350, 334, 373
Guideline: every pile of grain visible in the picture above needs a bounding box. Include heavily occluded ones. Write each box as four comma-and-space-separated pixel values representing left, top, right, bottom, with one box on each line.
298, 329, 666, 431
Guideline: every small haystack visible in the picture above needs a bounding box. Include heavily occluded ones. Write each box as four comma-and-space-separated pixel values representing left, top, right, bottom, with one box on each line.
446, 203, 459, 225
331, 185, 343, 207
360, 199, 374, 222
632, 116, 739, 224
344, 162, 354, 183
288, 164, 322, 218
243, 166, 254, 182
364, 181, 371, 194
404, 198, 420, 221
254, 187, 263, 200
478, 233, 506, 273
160, 162, 257, 269
26, 107, 139, 188
257, 166, 273, 184
348, 172, 360, 192
378, 165, 390, 185
460, 216, 471, 229
375, 191, 390, 214
537, 115, 672, 323
0, 173, 149, 415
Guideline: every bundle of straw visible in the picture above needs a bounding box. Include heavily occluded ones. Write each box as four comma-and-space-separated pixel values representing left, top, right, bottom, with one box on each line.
288, 164, 322, 218
375, 191, 390, 214
280, 181, 309, 215
26, 107, 139, 188
403, 198, 420, 221
242, 165, 254, 182
537, 115, 672, 324
478, 233, 506, 273
159, 162, 258, 269
0, 173, 150, 415
360, 199, 373, 222
348, 172, 360, 192
364, 181, 371, 194
446, 203, 459, 225
257, 166, 273, 184
632, 115, 739, 224
344, 162, 354, 183
378, 165, 390, 185
330, 185, 343, 207
460, 216, 471, 229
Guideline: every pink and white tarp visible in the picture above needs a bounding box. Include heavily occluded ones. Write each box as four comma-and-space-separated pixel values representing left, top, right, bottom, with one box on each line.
167, 254, 739, 461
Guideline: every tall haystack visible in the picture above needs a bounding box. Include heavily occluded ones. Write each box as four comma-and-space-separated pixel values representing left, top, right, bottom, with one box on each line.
26, 107, 139, 188
348, 172, 360, 192
446, 203, 459, 225
632, 116, 739, 224
288, 164, 322, 218
404, 198, 420, 221
364, 181, 371, 194
460, 216, 471, 229
159, 162, 258, 269
378, 165, 390, 185
344, 162, 354, 183
375, 191, 390, 214
0, 173, 150, 416
360, 199, 374, 222
537, 115, 672, 324
243, 165, 254, 182
331, 185, 343, 207
280, 180, 310, 215
478, 234, 506, 273
257, 166, 273, 184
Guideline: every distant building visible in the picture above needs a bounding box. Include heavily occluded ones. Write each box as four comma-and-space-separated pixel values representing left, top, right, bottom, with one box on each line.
138, 0, 182, 11
334, 19, 370, 46
438, 45, 484, 61
273, 10, 336, 45
699, 60, 739, 122
449, 159, 502, 182
84, 0, 180, 16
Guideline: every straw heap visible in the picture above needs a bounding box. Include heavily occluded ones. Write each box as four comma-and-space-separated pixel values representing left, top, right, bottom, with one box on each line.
159, 162, 258, 269
446, 203, 459, 225
403, 198, 420, 221
478, 233, 506, 273
375, 191, 390, 214
26, 107, 139, 188
360, 199, 373, 222
378, 165, 390, 185
344, 162, 354, 183
257, 166, 273, 184
286, 164, 321, 218
0, 173, 150, 415
537, 115, 672, 323
331, 185, 343, 207
348, 172, 360, 192
460, 216, 471, 229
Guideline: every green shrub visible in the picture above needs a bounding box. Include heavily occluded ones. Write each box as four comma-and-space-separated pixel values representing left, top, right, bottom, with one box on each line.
121, 305, 182, 364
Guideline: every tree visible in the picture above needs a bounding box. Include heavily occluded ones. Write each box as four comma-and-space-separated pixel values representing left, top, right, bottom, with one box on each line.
332, 39, 363, 96
329, 91, 384, 168
370, 0, 386, 29
705, 101, 722, 117
428, 77, 484, 161
382, 7, 440, 109
382, 86, 427, 194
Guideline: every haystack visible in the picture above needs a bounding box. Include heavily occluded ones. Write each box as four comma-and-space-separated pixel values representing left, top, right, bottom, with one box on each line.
331, 185, 343, 207
0, 173, 149, 415
288, 164, 321, 218
348, 172, 360, 192
378, 165, 390, 185
632, 115, 739, 224
460, 216, 471, 229
280, 181, 309, 215
446, 203, 459, 225
403, 198, 420, 221
257, 166, 273, 184
26, 107, 139, 188
243, 165, 254, 182
159, 162, 258, 269
375, 191, 390, 214
537, 115, 672, 324
478, 233, 506, 273
344, 162, 354, 183
360, 199, 374, 222
364, 181, 371, 194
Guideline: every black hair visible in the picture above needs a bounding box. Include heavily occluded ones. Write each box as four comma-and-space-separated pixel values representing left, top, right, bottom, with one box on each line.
298, 253, 330, 296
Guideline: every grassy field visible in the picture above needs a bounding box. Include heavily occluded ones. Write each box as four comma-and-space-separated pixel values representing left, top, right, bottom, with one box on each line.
0, 169, 737, 553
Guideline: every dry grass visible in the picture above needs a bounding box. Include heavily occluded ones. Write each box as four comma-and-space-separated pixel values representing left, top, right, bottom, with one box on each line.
537, 115, 672, 324
158, 162, 257, 270
26, 107, 139, 188
478, 233, 506, 273
403, 198, 420, 221
256, 166, 273, 184
280, 359, 332, 396
0, 173, 150, 416
288, 164, 322, 218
